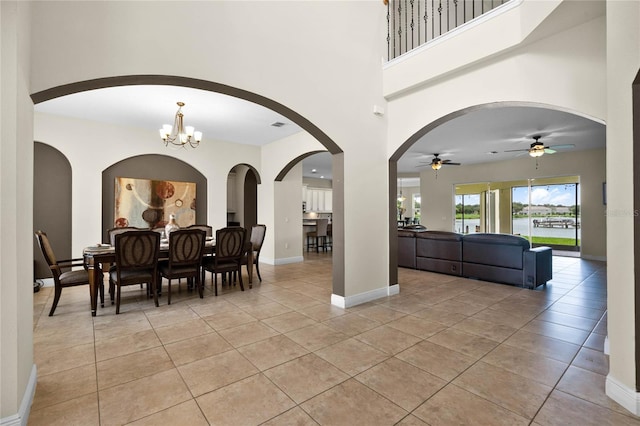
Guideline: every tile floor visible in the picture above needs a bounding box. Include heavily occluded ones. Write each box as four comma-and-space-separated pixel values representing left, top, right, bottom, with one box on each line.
30, 253, 640, 425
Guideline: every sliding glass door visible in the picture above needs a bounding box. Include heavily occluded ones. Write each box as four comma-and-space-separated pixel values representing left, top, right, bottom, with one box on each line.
455, 193, 481, 234
512, 181, 580, 250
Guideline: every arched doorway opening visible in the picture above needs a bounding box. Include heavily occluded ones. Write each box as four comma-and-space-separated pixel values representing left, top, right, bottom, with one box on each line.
31, 75, 345, 293
388, 102, 606, 286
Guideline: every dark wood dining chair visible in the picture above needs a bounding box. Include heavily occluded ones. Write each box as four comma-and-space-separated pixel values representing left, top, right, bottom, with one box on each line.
35, 230, 99, 316
107, 226, 148, 300
110, 230, 160, 314
203, 227, 246, 296
107, 226, 147, 246
158, 228, 206, 304
186, 224, 213, 238
240, 224, 266, 284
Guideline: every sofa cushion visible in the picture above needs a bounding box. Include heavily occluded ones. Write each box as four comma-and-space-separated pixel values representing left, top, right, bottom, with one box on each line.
416, 231, 463, 262
462, 233, 530, 269
398, 231, 417, 268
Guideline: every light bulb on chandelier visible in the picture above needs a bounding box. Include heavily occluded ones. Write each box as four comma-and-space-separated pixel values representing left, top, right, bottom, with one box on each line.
159, 102, 203, 149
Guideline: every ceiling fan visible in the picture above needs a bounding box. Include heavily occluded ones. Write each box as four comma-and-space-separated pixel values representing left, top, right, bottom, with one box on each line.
419, 154, 462, 171
505, 135, 575, 158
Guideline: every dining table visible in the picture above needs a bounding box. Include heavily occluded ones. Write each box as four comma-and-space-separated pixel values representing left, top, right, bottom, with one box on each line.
83, 237, 253, 316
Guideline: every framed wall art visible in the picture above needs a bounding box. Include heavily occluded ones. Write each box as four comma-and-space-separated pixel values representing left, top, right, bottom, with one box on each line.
114, 177, 196, 228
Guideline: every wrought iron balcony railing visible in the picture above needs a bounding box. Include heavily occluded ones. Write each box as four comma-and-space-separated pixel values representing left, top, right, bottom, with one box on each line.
386, 0, 511, 61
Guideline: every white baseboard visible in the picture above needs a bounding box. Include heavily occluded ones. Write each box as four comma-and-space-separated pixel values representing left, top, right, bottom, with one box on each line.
0, 364, 37, 426
259, 256, 304, 266
606, 374, 640, 416
36, 278, 53, 288
331, 284, 400, 308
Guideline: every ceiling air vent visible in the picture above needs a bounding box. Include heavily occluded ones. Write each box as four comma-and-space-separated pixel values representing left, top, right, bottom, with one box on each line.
271, 121, 286, 127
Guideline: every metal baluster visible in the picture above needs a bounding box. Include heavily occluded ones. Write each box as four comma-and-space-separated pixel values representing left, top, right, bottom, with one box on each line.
417, 0, 421, 46
397, 0, 402, 56
404, 0, 408, 54
387, 0, 391, 60
410, 0, 415, 50
454, 0, 458, 28
446, 0, 449, 32
438, 0, 442, 37
432, 0, 435, 39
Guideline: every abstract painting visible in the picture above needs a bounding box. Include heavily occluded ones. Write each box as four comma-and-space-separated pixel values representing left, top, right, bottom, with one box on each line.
114, 177, 196, 228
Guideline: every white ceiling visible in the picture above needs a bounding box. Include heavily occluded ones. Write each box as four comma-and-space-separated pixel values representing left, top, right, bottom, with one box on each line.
398, 106, 605, 174
35, 87, 606, 182
35, 85, 302, 146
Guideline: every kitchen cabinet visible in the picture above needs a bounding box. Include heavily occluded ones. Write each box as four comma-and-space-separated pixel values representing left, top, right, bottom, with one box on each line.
303, 186, 332, 212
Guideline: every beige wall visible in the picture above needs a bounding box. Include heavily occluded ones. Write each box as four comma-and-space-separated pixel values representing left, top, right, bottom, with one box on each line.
421, 149, 606, 259
34, 113, 261, 254
1, 1, 35, 422
605, 0, 639, 411
260, 131, 324, 265
2, 0, 638, 420
30, 0, 390, 299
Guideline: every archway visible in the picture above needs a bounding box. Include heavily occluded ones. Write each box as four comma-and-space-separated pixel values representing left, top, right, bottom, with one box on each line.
31, 75, 346, 295
388, 101, 606, 286
276, 150, 344, 297
227, 163, 261, 228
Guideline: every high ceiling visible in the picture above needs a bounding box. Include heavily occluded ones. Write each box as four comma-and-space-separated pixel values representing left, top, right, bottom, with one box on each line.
398, 106, 605, 174
35, 87, 606, 182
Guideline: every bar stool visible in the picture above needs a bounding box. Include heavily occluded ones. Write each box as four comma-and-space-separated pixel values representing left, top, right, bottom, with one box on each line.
306, 218, 329, 252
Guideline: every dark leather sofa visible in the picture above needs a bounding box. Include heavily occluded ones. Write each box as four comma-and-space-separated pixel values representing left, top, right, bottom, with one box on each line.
398, 231, 552, 288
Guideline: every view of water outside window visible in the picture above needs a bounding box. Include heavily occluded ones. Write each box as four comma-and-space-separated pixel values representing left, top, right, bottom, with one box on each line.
455, 193, 481, 234
454, 183, 580, 249
513, 183, 580, 249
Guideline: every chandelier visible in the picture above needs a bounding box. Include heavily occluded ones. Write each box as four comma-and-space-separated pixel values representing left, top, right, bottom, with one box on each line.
159, 102, 203, 149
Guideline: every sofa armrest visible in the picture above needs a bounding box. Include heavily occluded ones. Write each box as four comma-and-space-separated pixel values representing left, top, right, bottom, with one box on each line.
523, 247, 552, 288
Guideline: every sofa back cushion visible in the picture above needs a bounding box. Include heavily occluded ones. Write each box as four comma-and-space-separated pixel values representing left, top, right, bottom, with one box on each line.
462, 233, 529, 269
416, 231, 462, 261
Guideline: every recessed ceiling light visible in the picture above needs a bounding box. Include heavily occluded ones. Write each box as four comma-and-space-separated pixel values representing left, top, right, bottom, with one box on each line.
271, 121, 286, 127
320, 176, 324, 179
311, 169, 317, 173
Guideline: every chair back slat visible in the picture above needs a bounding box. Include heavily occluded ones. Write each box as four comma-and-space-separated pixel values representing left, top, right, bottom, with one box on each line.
108, 226, 147, 246
215, 227, 246, 260
114, 230, 160, 270
168, 229, 206, 266
187, 224, 213, 238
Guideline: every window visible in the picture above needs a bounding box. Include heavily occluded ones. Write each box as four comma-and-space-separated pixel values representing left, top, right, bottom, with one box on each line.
512, 182, 580, 250
455, 193, 480, 234
413, 194, 421, 221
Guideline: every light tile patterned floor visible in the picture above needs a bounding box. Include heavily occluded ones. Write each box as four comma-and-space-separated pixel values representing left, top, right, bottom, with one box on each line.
30, 253, 640, 425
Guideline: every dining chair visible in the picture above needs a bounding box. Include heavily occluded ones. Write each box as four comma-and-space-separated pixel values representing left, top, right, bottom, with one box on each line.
158, 228, 206, 304
35, 230, 99, 316
110, 230, 161, 314
240, 224, 266, 284
107, 226, 147, 246
186, 224, 213, 238
203, 227, 246, 296
306, 218, 329, 252
107, 226, 148, 298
